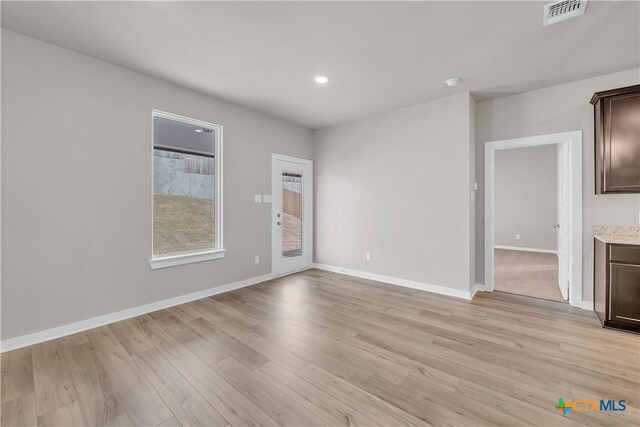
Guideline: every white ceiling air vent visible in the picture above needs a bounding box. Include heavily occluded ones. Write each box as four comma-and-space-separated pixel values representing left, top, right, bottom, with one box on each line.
543, 0, 588, 26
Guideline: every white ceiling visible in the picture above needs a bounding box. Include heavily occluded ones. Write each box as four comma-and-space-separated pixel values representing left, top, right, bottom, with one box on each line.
2, 1, 638, 129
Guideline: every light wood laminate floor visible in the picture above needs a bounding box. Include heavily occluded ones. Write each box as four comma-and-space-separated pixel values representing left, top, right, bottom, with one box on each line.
2, 269, 639, 426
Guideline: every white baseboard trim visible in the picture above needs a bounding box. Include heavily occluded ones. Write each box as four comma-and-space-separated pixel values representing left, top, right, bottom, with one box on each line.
2, 267, 592, 352
470, 283, 492, 299
494, 245, 557, 254
0, 273, 275, 353
312, 263, 473, 300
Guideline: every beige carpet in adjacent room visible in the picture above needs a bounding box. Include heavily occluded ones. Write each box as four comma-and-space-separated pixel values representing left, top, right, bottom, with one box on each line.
494, 248, 565, 302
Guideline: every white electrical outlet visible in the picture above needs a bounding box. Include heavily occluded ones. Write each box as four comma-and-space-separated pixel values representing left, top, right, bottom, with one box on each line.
254, 255, 260, 264
516, 234, 520, 240
254, 194, 262, 203
366, 252, 371, 261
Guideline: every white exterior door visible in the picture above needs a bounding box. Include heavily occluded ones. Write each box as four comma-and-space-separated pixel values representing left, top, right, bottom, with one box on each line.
272, 155, 313, 276
557, 142, 570, 300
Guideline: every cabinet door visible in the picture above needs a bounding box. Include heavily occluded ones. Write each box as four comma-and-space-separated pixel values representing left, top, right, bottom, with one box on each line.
609, 263, 640, 325
603, 92, 640, 193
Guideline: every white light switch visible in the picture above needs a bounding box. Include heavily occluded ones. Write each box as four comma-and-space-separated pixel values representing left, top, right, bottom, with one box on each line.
254, 194, 262, 203
262, 195, 272, 203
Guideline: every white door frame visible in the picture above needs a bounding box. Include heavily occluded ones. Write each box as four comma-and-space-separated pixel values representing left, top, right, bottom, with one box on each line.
271, 153, 313, 276
484, 131, 583, 307
557, 142, 570, 300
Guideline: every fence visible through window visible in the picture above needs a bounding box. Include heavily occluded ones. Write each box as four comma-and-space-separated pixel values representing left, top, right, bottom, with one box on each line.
282, 173, 302, 258
153, 149, 214, 175
152, 112, 219, 256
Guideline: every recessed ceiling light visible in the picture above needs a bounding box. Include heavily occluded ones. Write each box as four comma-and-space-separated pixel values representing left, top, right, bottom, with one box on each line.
194, 128, 204, 133
446, 77, 460, 87
314, 76, 329, 84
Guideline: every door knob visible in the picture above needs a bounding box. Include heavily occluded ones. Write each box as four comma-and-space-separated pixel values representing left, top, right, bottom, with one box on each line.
553, 224, 560, 229
277, 222, 282, 226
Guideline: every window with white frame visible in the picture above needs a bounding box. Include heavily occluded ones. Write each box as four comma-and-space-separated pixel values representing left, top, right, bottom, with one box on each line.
150, 110, 223, 268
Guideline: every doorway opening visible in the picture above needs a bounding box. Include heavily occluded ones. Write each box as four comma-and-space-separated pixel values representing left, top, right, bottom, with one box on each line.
484, 131, 583, 307
272, 154, 313, 276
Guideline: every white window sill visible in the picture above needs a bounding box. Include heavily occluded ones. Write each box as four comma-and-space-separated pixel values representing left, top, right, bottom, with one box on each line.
149, 249, 227, 270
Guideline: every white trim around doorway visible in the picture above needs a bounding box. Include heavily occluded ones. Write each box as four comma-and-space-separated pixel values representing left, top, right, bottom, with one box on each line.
484, 131, 584, 308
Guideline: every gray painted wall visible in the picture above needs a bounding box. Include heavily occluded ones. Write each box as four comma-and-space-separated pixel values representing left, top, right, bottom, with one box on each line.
1, 30, 313, 340
494, 145, 558, 251
475, 68, 640, 301
313, 93, 475, 292
3, 29, 638, 341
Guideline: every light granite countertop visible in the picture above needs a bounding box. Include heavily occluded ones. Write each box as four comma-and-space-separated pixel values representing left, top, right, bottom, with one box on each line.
593, 225, 640, 245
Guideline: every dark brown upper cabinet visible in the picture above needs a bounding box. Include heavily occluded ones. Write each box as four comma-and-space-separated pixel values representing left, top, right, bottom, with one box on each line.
591, 85, 640, 194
